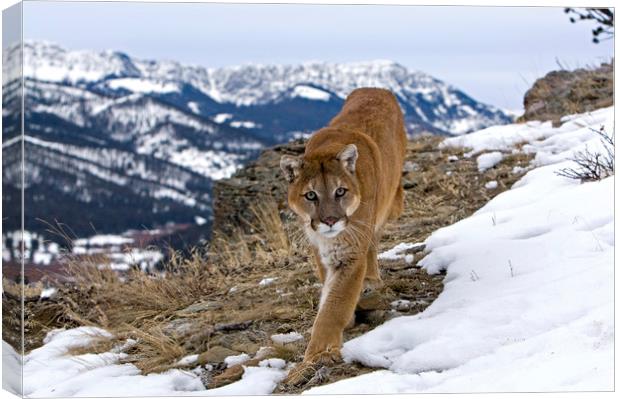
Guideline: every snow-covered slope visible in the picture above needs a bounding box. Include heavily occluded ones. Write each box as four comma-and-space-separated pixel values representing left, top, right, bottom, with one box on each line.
4, 107, 612, 395
308, 106, 614, 393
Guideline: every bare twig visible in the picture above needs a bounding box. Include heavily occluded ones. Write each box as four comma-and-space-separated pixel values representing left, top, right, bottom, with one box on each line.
556, 126, 614, 182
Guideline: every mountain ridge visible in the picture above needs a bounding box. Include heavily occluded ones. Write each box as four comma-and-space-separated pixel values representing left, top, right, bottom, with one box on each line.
8, 41, 512, 135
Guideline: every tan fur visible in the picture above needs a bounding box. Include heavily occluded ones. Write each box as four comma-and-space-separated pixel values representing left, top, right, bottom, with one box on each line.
280, 88, 407, 383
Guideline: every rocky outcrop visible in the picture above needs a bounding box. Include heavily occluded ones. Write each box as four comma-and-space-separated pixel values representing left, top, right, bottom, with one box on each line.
212, 140, 304, 237
519, 62, 613, 125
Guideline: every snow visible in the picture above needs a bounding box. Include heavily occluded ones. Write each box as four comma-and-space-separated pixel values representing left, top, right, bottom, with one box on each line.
291, 85, 331, 101
2, 230, 60, 266
40, 287, 57, 299
107, 78, 180, 94
73, 234, 133, 247
230, 120, 260, 129
176, 354, 199, 367
484, 180, 498, 190
135, 124, 254, 180
258, 358, 287, 369
258, 277, 278, 286
168, 147, 245, 180
106, 248, 164, 272
224, 353, 251, 368
187, 101, 200, 114
6, 327, 286, 397
476, 151, 503, 172
306, 107, 614, 394
194, 216, 208, 226
378, 242, 425, 260
271, 332, 304, 345
441, 107, 612, 157
2, 341, 22, 395
212, 113, 233, 123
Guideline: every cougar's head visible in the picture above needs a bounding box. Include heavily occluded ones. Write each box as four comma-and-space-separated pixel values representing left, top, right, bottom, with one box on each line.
280, 144, 361, 239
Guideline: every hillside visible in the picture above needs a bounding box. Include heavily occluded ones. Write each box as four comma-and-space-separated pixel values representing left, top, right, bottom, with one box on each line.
3, 105, 614, 395
6, 116, 540, 395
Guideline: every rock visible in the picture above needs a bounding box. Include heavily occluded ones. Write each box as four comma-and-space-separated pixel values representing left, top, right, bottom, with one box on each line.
435, 205, 458, 216
356, 289, 389, 311
212, 140, 304, 237
215, 320, 252, 332
270, 307, 301, 320
231, 342, 261, 355
403, 161, 419, 173
198, 346, 240, 365
182, 327, 215, 351
177, 301, 222, 315
391, 299, 413, 312
209, 358, 261, 388
403, 181, 417, 190
276, 323, 294, 333
519, 62, 613, 125
355, 310, 390, 326
209, 334, 235, 349
162, 318, 197, 338
254, 346, 276, 360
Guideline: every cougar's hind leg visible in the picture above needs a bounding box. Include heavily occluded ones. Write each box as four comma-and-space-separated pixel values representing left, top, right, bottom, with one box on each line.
364, 233, 382, 290
388, 184, 405, 221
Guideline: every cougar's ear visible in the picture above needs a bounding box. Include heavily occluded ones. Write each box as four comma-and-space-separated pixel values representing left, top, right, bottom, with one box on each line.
280, 155, 302, 183
337, 144, 358, 174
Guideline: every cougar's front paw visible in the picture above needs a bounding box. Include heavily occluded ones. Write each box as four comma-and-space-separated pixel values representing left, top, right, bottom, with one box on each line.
307, 347, 342, 365
282, 361, 318, 386
282, 348, 342, 387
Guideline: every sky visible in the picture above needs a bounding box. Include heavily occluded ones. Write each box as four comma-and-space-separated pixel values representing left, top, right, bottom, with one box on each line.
18, 1, 615, 110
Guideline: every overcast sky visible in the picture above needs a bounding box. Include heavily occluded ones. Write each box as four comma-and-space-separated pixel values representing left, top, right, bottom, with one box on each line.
21, 1, 614, 110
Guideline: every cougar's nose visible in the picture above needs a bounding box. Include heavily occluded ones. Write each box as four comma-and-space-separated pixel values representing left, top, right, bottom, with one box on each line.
322, 216, 339, 227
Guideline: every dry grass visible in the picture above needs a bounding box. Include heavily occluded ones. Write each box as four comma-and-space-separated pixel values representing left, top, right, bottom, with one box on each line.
209, 229, 253, 273
3, 277, 44, 299
247, 201, 291, 256
64, 333, 119, 357
208, 197, 299, 273
61, 251, 217, 326
22, 244, 228, 370
120, 325, 187, 373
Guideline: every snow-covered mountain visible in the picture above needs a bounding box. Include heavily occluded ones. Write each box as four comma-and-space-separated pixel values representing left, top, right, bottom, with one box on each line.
11, 41, 513, 136
2, 41, 512, 240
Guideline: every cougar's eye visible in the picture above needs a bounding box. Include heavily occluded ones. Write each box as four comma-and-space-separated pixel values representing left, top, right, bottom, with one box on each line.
335, 187, 347, 198
304, 191, 318, 201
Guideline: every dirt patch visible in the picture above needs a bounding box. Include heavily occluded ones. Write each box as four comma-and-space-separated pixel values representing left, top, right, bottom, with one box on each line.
6, 134, 533, 392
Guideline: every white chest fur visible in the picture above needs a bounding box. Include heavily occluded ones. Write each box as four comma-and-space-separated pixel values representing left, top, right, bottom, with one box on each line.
306, 227, 350, 310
